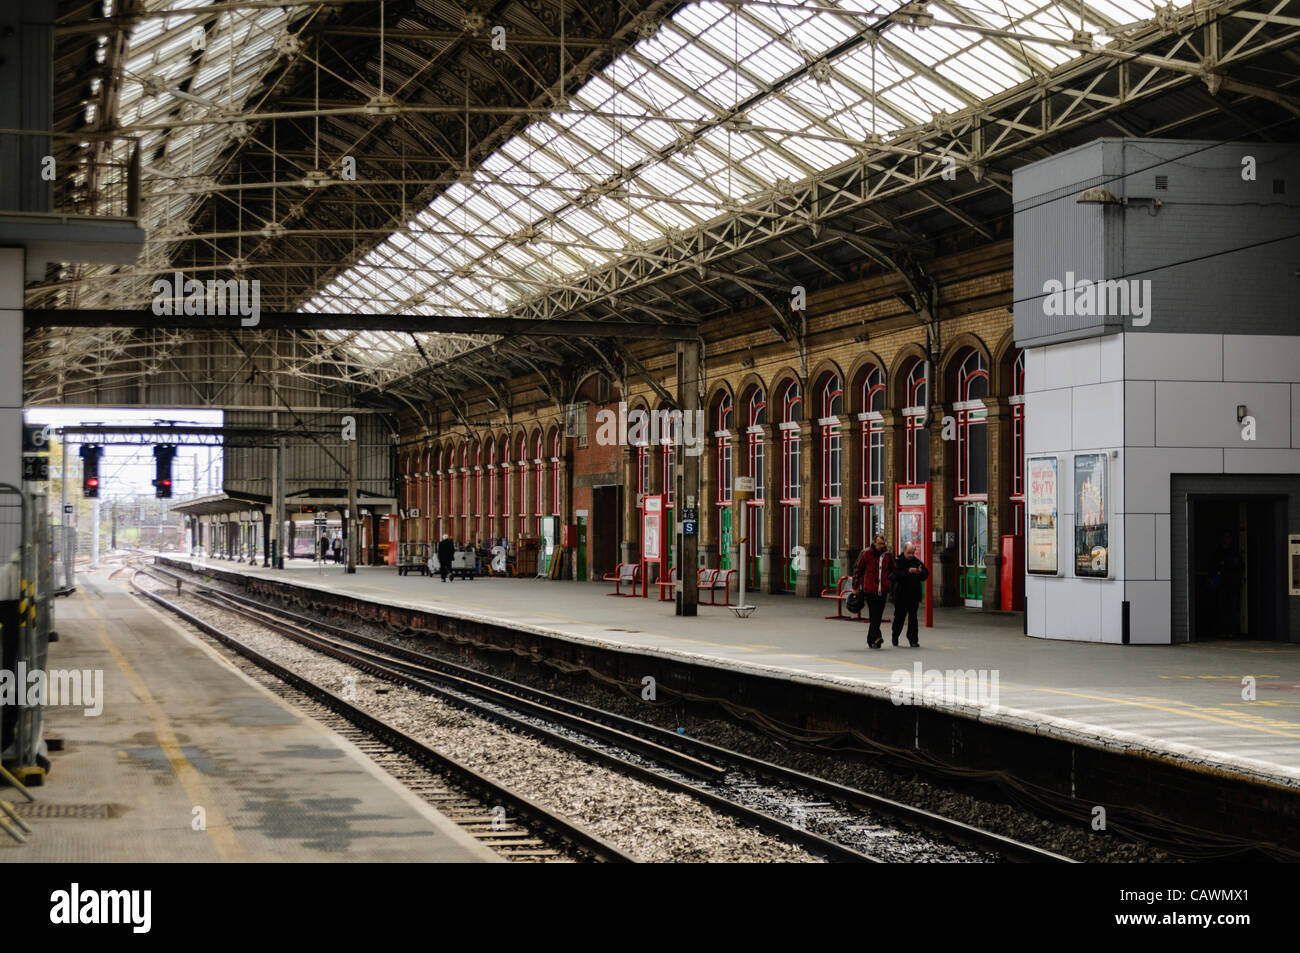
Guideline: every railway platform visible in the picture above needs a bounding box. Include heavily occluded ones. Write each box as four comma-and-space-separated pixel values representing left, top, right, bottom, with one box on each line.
1, 572, 498, 863
165, 555, 1300, 789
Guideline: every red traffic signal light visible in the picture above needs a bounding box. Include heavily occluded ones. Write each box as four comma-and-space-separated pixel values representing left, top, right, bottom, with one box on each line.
80, 445, 103, 497
154, 445, 176, 498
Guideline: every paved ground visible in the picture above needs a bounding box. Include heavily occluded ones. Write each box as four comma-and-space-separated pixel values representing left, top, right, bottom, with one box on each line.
176, 554, 1300, 786
1, 573, 498, 862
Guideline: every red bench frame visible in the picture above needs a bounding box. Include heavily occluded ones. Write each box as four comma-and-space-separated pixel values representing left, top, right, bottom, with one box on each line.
820, 575, 891, 623
603, 562, 641, 597
655, 566, 678, 602
698, 567, 737, 606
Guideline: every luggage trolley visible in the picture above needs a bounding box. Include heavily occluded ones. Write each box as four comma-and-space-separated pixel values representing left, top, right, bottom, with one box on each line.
397, 541, 431, 576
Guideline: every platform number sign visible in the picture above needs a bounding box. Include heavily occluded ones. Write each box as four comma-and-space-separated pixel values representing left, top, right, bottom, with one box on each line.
22, 424, 51, 453
22, 456, 49, 481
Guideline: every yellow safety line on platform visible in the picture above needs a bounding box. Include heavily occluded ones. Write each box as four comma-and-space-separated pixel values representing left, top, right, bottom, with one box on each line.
78, 592, 244, 861
1022, 685, 1300, 739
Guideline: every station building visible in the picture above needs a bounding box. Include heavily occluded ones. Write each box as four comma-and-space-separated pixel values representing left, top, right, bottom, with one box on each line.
396, 238, 1026, 611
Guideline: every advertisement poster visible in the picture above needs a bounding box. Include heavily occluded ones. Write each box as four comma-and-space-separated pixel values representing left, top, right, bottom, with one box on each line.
897, 511, 925, 564
1026, 456, 1059, 574
1074, 453, 1108, 577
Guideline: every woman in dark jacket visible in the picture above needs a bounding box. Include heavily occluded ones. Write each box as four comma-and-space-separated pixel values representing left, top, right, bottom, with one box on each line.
890, 541, 929, 647
853, 533, 895, 649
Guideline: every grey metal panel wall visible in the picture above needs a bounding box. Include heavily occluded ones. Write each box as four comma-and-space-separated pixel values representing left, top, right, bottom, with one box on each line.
1117, 139, 1300, 336
1169, 473, 1300, 644
1015, 138, 1300, 347
1013, 140, 1110, 346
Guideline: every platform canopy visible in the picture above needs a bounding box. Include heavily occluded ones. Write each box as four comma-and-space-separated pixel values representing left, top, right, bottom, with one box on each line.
24, 0, 1300, 405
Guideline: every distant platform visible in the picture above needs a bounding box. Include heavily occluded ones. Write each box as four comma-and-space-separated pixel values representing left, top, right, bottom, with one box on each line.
2, 573, 498, 863
163, 555, 1300, 790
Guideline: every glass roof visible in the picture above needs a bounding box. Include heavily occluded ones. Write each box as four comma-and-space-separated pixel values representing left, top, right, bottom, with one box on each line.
302, 0, 1165, 369
78, 0, 1182, 383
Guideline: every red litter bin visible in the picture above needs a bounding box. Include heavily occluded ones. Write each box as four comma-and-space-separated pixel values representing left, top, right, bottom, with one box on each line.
1000, 535, 1025, 611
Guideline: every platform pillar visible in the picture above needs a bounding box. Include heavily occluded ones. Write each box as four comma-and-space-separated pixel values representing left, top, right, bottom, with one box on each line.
676, 341, 700, 616
346, 425, 358, 574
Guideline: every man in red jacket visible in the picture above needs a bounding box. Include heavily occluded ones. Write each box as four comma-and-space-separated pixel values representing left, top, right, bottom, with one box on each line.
853, 533, 895, 649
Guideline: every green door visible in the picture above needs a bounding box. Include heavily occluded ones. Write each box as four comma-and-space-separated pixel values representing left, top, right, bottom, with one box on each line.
719, 508, 733, 569
958, 501, 988, 605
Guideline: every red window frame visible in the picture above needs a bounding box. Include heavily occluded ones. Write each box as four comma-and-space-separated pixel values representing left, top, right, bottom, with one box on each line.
550, 431, 561, 518
459, 444, 470, 543
487, 440, 498, 539
745, 389, 767, 577
502, 439, 512, 524
716, 394, 733, 508
820, 376, 843, 583
858, 366, 885, 543
954, 350, 989, 502
780, 382, 802, 505
532, 432, 544, 535
661, 411, 676, 509
424, 449, 434, 543
903, 360, 928, 485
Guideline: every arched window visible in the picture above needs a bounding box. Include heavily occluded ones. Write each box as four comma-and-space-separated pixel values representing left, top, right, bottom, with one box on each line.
633, 406, 650, 515
820, 375, 844, 586
500, 438, 512, 537
745, 387, 767, 583
954, 348, 989, 605
550, 431, 561, 520
472, 441, 483, 545
515, 433, 528, 534
778, 380, 802, 591
859, 366, 886, 545
532, 431, 544, 536
424, 449, 435, 544
715, 393, 734, 569
459, 444, 470, 544
660, 407, 676, 509
487, 439, 498, 542
436, 448, 447, 539
1009, 349, 1026, 536
903, 359, 929, 484
401, 453, 413, 541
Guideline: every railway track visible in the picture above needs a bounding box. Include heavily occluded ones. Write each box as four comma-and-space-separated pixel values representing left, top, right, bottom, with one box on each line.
142, 560, 1073, 863
128, 567, 634, 864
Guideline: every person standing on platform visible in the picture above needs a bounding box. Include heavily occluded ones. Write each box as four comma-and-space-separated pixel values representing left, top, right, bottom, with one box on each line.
436, 534, 456, 584
853, 533, 895, 650
331, 535, 343, 564
319, 531, 329, 563
890, 541, 929, 648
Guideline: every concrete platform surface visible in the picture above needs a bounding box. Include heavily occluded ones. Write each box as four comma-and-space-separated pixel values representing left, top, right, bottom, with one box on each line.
2, 575, 498, 862
173, 555, 1300, 788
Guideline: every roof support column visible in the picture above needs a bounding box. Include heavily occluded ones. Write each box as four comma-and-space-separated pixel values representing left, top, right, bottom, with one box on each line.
675, 342, 700, 617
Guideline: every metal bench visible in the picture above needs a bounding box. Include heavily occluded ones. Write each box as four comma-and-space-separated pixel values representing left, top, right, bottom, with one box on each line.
820, 575, 889, 623
656, 566, 678, 601
697, 567, 737, 606
603, 562, 640, 596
